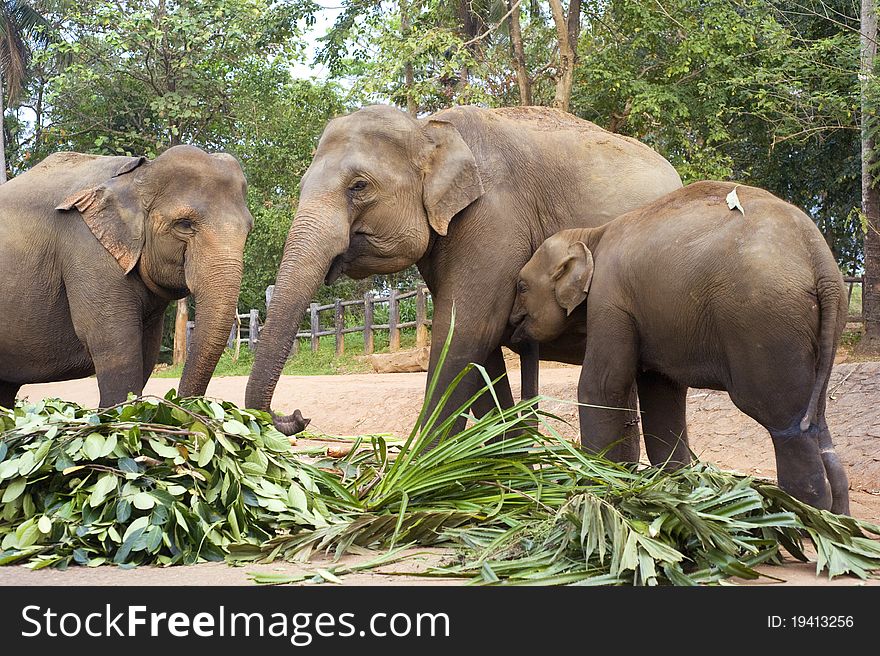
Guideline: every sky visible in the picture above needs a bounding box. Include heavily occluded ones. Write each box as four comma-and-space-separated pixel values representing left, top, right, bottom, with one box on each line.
290, 3, 345, 80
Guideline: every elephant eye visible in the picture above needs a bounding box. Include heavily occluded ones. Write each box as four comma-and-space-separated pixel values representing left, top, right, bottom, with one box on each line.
174, 218, 194, 232
348, 180, 369, 193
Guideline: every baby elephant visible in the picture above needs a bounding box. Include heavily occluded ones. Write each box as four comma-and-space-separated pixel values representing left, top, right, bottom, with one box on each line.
510, 181, 849, 514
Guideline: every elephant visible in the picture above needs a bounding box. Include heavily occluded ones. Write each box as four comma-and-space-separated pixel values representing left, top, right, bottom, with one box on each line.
244, 104, 682, 445
0, 145, 253, 409
508, 181, 849, 514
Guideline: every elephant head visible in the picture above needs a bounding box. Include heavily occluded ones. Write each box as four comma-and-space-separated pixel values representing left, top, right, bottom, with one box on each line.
510, 230, 594, 344
57, 145, 253, 397
245, 105, 484, 425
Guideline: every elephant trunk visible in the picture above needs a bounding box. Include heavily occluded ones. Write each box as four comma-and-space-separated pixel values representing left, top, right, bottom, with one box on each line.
177, 239, 246, 398
245, 208, 349, 431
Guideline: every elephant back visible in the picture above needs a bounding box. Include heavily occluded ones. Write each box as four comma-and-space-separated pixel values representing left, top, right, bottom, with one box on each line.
0, 152, 145, 213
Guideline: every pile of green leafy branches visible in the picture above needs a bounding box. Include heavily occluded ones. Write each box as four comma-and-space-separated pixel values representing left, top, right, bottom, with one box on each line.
2, 326, 880, 583
242, 398, 880, 585
0, 395, 347, 569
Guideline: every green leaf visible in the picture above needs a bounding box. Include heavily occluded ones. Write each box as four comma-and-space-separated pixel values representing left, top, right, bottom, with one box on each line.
222, 420, 251, 436
2, 477, 27, 503
83, 433, 105, 460
0, 459, 19, 480
149, 439, 181, 459
208, 402, 225, 421
116, 499, 132, 523
38, 516, 52, 534
122, 516, 151, 543
89, 472, 118, 507
132, 492, 156, 510
197, 438, 216, 467
100, 433, 118, 458
287, 482, 308, 512
118, 458, 140, 473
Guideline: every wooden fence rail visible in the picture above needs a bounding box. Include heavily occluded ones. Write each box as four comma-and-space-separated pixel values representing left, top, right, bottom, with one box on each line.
187, 276, 865, 356
201, 285, 434, 356
296, 287, 433, 354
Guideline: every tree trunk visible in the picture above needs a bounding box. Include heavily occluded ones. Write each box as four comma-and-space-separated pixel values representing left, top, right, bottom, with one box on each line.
0, 71, 7, 184
861, 0, 880, 351
507, 0, 531, 106
173, 298, 189, 365
548, 0, 581, 112
401, 1, 417, 115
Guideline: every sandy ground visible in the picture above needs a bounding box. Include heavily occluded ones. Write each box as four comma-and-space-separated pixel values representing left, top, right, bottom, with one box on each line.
3, 359, 880, 586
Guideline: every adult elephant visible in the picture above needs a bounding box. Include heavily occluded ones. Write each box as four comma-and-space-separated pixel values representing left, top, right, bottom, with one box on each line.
245, 105, 682, 446
0, 145, 252, 408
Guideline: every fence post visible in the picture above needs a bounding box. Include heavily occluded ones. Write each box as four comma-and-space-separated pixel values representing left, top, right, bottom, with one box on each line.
363, 293, 374, 354
416, 286, 428, 348
248, 309, 260, 351
335, 299, 344, 356
265, 285, 275, 309
227, 316, 238, 350
310, 302, 320, 352
388, 289, 400, 352
185, 320, 195, 356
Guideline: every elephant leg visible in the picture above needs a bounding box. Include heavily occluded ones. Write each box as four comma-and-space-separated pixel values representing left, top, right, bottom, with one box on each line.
577, 320, 640, 463
87, 323, 146, 408
423, 298, 510, 445
817, 422, 850, 515
814, 382, 849, 514
519, 339, 539, 403
769, 425, 832, 511
618, 384, 642, 463
141, 311, 166, 390
471, 347, 516, 418
636, 371, 691, 469
0, 381, 20, 409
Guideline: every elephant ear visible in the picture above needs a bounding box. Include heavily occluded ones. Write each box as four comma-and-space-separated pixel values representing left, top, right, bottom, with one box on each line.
420, 119, 484, 236
553, 241, 594, 316
55, 157, 147, 274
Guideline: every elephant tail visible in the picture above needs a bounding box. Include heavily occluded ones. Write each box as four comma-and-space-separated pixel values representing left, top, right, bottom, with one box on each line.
800, 252, 847, 432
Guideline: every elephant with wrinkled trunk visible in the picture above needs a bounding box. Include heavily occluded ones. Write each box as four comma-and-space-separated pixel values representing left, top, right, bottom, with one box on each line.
245, 104, 682, 443
509, 182, 849, 513
0, 145, 253, 409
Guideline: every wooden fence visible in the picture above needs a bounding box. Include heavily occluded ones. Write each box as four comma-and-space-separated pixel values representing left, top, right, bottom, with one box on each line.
844, 276, 864, 323
194, 285, 433, 356
187, 276, 866, 356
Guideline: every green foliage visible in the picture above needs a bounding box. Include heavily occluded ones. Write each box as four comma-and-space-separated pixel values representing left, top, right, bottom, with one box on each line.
43, 0, 315, 156
0, 392, 344, 568
566, 0, 863, 269
2, 356, 878, 582
319, 0, 492, 111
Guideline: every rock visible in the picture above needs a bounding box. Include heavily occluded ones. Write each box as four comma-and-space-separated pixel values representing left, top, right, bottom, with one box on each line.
370, 346, 430, 373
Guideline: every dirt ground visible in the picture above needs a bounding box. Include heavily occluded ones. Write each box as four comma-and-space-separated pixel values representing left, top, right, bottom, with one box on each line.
3, 355, 879, 586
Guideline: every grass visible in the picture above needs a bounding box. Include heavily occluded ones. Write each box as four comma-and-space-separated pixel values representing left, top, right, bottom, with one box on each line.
848, 283, 862, 318
154, 329, 425, 378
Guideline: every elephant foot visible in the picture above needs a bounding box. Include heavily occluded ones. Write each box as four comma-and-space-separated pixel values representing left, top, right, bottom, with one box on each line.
274, 409, 310, 436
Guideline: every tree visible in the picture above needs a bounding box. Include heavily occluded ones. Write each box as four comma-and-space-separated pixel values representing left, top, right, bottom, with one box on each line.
548, 0, 580, 111
507, 0, 531, 105
0, 0, 49, 182
860, 0, 880, 351
44, 0, 320, 363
